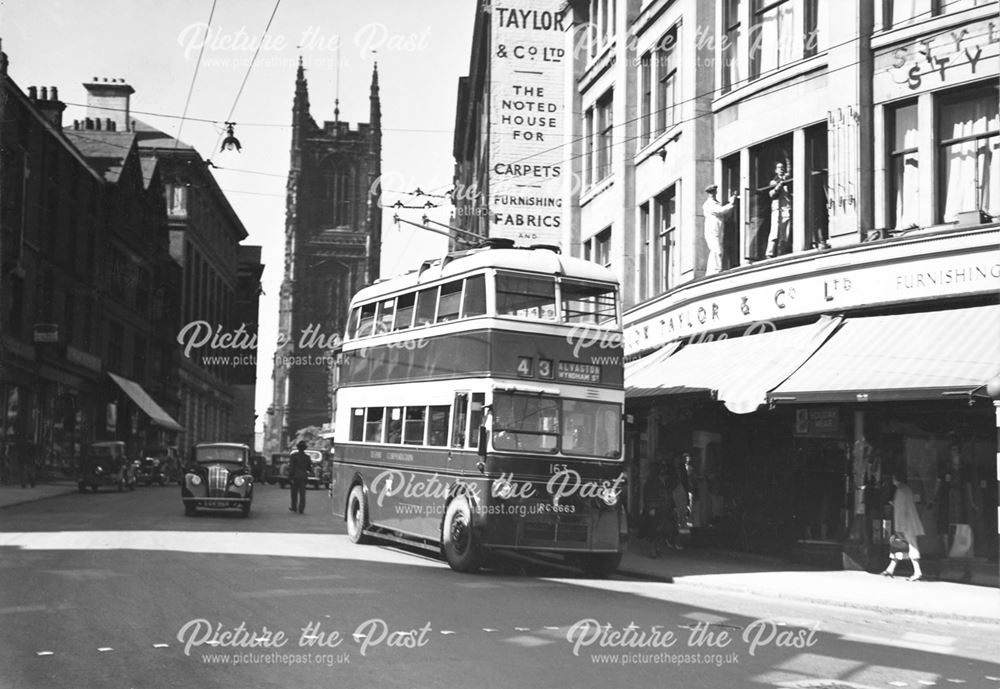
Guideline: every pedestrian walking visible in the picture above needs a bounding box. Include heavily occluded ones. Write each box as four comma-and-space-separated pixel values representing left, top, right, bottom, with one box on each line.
288, 441, 311, 514
880, 473, 925, 582
642, 460, 672, 558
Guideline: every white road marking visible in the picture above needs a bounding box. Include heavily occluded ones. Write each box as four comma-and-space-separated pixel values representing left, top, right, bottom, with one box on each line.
35, 651, 53, 656
514, 627, 529, 631
439, 631, 455, 635
152, 644, 169, 648
482, 628, 498, 632
97, 647, 113, 652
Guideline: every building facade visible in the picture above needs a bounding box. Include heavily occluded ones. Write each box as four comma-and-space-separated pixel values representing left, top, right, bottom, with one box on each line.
1, 51, 188, 479
453, 0, 999, 580
267, 60, 382, 453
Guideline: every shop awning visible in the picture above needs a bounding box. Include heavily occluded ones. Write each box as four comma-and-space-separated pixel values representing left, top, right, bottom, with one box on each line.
108, 372, 184, 432
626, 315, 842, 413
624, 341, 682, 382
769, 304, 1000, 404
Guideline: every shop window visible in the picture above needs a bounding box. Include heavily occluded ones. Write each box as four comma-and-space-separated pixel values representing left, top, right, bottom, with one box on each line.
656, 26, 679, 135
805, 123, 830, 248
722, 0, 744, 93
165, 183, 187, 217
749, 136, 793, 259
889, 102, 920, 229
721, 154, 742, 269
937, 86, 999, 223
638, 53, 652, 148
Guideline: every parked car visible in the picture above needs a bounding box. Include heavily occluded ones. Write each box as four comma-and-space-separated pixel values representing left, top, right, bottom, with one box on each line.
305, 449, 332, 489
78, 441, 136, 492
182, 443, 253, 517
269, 453, 291, 487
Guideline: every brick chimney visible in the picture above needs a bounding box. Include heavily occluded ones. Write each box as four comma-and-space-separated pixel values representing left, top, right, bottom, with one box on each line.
28, 85, 67, 128
83, 77, 134, 132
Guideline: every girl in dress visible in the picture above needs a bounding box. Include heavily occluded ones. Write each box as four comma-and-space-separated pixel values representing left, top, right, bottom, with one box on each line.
881, 473, 925, 582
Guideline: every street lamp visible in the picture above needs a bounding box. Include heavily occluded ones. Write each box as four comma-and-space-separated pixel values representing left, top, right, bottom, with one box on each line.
220, 122, 242, 153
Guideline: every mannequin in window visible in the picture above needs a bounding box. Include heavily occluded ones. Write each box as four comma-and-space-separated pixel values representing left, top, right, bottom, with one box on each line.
766, 162, 792, 258
928, 443, 978, 555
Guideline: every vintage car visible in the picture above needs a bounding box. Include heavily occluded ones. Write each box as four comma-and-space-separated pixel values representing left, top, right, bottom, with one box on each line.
78, 441, 136, 492
305, 449, 332, 490
269, 453, 290, 487
273, 449, 330, 489
182, 442, 253, 517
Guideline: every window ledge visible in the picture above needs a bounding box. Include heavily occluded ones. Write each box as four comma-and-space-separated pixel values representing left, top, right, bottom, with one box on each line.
872, 4, 998, 51
712, 52, 829, 112
580, 176, 615, 206
635, 125, 683, 165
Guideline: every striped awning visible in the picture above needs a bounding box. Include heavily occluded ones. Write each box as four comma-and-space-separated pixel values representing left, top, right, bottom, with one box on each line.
769, 304, 1000, 404
627, 315, 842, 413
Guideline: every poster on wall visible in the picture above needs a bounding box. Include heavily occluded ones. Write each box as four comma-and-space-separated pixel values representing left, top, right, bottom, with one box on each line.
488, 0, 566, 247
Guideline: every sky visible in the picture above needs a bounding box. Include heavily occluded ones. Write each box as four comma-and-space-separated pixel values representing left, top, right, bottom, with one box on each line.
0, 0, 474, 432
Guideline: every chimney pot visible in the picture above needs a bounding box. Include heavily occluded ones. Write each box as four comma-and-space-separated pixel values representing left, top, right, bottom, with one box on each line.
85, 117, 93, 129
73, 120, 79, 130
28, 86, 37, 99
40, 86, 48, 100
96, 118, 102, 131
50, 86, 58, 100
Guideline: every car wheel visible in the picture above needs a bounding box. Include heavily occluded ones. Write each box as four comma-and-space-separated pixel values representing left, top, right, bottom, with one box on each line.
92, 485, 99, 492
241, 504, 251, 518
77, 483, 86, 493
573, 553, 622, 579
346, 485, 371, 545
184, 503, 196, 517
117, 480, 124, 493
441, 497, 483, 573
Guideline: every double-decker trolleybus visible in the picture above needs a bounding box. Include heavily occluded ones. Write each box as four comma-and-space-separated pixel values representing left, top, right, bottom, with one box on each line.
331, 241, 626, 575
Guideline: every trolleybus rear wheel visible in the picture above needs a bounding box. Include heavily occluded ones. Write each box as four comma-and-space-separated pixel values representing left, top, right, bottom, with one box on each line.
346, 485, 371, 544
441, 497, 482, 573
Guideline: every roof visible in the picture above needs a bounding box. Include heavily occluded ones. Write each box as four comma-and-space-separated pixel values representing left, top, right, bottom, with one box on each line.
351, 246, 619, 304
63, 130, 136, 183
133, 118, 197, 151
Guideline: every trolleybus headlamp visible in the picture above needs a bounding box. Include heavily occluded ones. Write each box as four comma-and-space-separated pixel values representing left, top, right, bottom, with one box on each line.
599, 487, 619, 507
493, 477, 514, 500
189, 474, 202, 486
233, 475, 246, 487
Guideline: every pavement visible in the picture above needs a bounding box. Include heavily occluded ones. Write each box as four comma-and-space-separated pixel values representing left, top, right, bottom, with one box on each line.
2, 481, 997, 624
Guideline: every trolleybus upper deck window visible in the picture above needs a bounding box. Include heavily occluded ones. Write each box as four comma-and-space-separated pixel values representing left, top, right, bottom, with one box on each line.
496, 273, 557, 321
561, 281, 618, 325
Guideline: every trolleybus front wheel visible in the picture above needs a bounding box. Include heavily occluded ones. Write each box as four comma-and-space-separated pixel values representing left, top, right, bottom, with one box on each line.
346, 484, 371, 544
441, 497, 483, 573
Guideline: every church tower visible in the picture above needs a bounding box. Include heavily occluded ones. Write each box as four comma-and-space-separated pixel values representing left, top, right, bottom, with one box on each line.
268, 60, 382, 448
